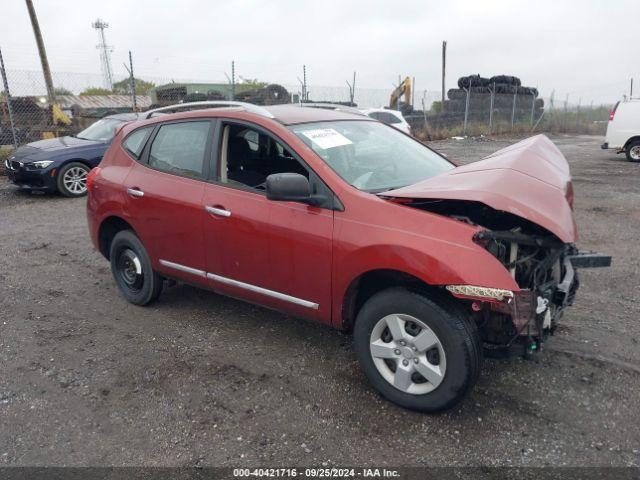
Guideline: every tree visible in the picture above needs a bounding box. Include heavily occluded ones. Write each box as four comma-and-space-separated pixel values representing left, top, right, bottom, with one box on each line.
80, 87, 113, 96
429, 101, 443, 114
239, 77, 267, 89
54, 87, 73, 96
112, 78, 156, 96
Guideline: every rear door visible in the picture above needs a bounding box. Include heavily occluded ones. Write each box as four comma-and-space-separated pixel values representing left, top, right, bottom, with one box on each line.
202, 120, 334, 323
123, 119, 214, 285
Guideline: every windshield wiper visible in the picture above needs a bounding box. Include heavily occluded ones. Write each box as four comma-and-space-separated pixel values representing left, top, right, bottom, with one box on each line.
365, 184, 409, 194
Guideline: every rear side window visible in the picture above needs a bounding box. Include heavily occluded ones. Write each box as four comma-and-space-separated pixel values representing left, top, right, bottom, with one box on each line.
148, 121, 210, 179
123, 127, 153, 158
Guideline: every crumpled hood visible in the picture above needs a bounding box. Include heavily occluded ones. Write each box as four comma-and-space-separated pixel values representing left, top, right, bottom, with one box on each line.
381, 135, 577, 243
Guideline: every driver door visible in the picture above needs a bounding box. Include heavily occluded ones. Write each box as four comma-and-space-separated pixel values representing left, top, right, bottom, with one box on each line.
203, 121, 334, 323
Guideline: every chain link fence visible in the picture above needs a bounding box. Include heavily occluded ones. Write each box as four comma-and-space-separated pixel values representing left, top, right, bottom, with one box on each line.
0, 69, 149, 149
406, 75, 612, 140
1, 58, 614, 171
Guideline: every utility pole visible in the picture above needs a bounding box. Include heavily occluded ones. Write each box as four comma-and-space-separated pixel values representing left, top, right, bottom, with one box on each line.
441, 40, 447, 105
412, 76, 415, 108
0, 47, 18, 147
231, 60, 235, 100
128, 51, 136, 111
92, 19, 114, 90
303, 65, 307, 101
346, 71, 356, 105
25, 0, 55, 102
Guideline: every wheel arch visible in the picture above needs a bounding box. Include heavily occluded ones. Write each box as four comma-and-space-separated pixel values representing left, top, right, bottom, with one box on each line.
340, 269, 445, 333
57, 158, 93, 173
624, 136, 640, 149
98, 215, 136, 260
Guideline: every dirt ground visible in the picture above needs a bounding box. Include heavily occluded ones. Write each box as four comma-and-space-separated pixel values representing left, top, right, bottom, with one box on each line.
0, 134, 638, 467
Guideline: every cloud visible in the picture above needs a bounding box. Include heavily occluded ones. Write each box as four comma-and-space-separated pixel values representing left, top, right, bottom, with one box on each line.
0, 0, 636, 103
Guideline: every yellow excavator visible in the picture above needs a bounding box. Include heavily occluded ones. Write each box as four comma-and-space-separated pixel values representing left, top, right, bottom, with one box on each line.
43, 103, 72, 139
389, 76, 412, 113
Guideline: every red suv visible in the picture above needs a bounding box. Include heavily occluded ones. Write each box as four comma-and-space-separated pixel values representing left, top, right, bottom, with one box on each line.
86, 101, 609, 412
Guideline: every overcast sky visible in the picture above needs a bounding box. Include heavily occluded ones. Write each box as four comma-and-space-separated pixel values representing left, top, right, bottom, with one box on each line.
1, 0, 637, 104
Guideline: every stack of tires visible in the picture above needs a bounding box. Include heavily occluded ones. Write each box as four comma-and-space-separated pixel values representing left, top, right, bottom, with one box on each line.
440, 74, 543, 126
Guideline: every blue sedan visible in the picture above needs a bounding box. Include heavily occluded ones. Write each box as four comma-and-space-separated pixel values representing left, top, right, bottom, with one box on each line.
5, 113, 141, 197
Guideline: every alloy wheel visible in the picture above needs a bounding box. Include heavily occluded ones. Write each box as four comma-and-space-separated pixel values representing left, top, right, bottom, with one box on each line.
62, 166, 88, 194
369, 313, 447, 395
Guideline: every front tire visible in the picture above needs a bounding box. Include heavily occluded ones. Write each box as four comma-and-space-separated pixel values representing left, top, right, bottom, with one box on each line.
109, 230, 163, 306
625, 139, 640, 162
353, 288, 481, 412
57, 162, 90, 197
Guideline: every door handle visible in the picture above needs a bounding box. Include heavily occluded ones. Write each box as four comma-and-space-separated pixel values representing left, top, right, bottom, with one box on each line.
205, 205, 231, 217
126, 187, 144, 198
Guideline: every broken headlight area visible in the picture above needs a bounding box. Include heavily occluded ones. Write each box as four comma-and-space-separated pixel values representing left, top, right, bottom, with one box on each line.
475, 229, 611, 356
408, 199, 611, 356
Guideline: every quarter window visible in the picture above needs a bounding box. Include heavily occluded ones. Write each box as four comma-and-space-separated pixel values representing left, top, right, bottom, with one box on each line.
149, 121, 210, 178
123, 127, 153, 158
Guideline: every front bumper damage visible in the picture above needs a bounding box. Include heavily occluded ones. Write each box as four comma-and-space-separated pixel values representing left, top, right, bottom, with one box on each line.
492, 251, 611, 355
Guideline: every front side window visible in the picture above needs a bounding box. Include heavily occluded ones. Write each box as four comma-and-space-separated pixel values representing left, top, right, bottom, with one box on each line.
75, 118, 125, 142
123, 127, 153, 158
219, 124, 308, 191
291, 120, 453, 192
149, 121, 210, 178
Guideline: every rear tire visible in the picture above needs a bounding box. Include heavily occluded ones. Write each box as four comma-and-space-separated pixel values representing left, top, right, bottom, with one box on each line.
625, 139, 640, 162
353, 288, 481, 412
109, 230, 163, 306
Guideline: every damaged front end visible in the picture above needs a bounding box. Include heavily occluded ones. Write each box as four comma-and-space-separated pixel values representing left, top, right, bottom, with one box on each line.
414, 198, 610, 356
380, 135, 612, 357
473, 227, 583, 355
475, 227, 610, 355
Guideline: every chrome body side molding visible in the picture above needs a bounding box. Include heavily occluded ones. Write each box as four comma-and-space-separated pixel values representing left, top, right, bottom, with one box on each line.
158, 259, 319, 310
159, 259, 206, 278
207, 272, 319, 310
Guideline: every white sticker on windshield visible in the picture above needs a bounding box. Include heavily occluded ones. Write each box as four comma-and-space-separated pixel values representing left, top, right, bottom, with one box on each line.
301, 128, 352, 150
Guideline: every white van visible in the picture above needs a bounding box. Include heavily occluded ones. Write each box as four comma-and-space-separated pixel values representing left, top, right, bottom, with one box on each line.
602, 99, 640, 161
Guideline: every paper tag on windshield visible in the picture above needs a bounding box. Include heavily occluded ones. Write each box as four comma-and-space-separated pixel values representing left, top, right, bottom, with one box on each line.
301, 128, 352, 150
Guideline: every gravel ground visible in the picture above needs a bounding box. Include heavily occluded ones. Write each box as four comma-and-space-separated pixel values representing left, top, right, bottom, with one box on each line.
0, 134, 638, 467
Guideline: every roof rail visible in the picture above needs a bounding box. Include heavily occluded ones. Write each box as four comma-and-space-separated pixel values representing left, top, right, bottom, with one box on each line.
143, 101, 275, 120
298, 102, 366, 116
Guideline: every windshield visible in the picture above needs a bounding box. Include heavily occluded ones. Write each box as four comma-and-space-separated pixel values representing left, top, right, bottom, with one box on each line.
290, 121, 453, 192
76, 118, 125, 142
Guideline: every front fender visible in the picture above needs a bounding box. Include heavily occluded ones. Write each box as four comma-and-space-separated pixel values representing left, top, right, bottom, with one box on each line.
331, 239, 519, 328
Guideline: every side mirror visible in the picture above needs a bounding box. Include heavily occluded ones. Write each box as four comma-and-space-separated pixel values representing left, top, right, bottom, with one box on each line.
266, 173, 324, 206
